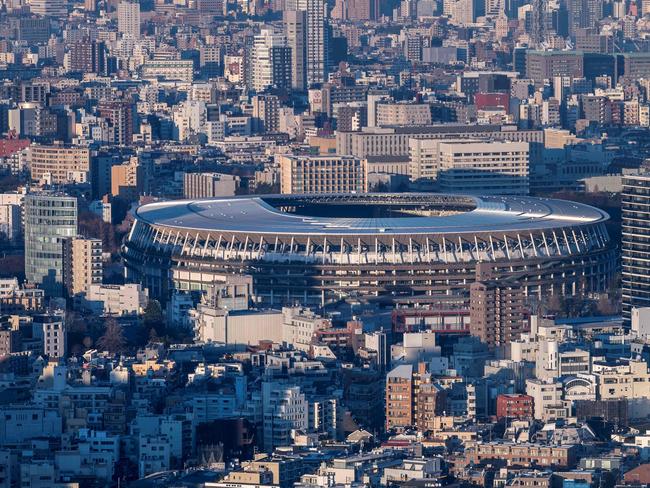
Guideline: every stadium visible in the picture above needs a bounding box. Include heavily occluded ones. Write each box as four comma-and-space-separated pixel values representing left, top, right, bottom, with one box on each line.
123, 193, 616, 306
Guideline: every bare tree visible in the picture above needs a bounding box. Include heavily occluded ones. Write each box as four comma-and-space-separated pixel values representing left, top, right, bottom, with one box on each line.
96, 318, 126, 354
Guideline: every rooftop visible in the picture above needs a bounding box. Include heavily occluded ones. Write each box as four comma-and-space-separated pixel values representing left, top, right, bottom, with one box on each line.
134, 193, 609, 237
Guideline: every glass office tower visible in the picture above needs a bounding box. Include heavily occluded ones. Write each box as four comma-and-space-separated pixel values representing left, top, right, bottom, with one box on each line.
24, 193, 78, 297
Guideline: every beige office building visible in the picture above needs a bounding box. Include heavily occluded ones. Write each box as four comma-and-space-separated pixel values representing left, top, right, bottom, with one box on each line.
436, 140, 529, 195
409, 138, 467, 180
409, 139, 529, 195
278, 155, 367, 194
29, 144, 90, 184
336, 125, 543, 159
141, 60, 194, 82
63, 236, 103, 297
183, 172, 239, 198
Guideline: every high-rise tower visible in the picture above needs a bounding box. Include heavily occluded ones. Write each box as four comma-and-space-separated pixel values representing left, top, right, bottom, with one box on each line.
250, 28, 292, 92
622, 174, 650, 323
118, 1, 141, 39
284, 9, 307, 91
567, 0, 603, 36
25, 193, 78, 297
285, 0, 329, 87
530, 0, 547, 47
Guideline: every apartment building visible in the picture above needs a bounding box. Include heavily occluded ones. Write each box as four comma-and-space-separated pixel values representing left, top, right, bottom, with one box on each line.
526, 379, 565, 421
33, 312, 67, 358
111, 160, 141, 201
385, 364, 415, 430
385, 363, 444, 431
117, 1, 140, 38
262, 383, 308, 452
375, 103, 432, 126
496, 394, 534, 420
469, 264, 527, 349
84, 283, 148, 315
28, 144, 90, 184
622, 174, 650, 323
0, 324, 22, 356
0, 198, 21, 240
278, 155, 367, 194
592, 359, 650, 406
282, 307, 330, 352
464, 443, 577, 468
62, 236, 103, 297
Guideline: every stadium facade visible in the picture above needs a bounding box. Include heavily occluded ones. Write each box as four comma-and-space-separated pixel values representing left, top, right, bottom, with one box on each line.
123, 193, 616, 306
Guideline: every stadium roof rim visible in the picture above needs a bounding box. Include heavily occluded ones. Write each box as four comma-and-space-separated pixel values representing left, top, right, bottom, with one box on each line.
133, 193, 610, 236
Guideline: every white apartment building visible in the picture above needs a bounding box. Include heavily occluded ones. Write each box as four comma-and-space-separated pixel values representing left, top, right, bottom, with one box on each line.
632, 307, 650, 338
138, 435, 171, 478
381, 459, 442, 485
173, 100, 207, 142
28, 0, 67, 17
282, 307, 330, 352
262, 382, 308, 452
0, 192, 24, 240
251, 28, 288, 92
0, 278, 19, 297
56, 430, 120, 483
592, 359, 650, 411
526, 378, 565, 421
84, 283, 148, 315
32, 312, 66, 359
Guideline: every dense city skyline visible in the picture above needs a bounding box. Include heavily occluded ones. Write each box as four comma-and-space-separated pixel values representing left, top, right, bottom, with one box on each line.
0, 0, 649, 486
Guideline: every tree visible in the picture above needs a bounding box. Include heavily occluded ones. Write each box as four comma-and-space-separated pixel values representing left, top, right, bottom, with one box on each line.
66, 311, 90, 356
596, 295, 618, 316
96, 318, 126, 354
78, 211, 120, 255
138, 300, 166, 344
143, 300, 164, 329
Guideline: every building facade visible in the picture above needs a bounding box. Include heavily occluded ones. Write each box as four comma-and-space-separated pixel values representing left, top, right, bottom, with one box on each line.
117, 1, 140, 38
470, 265, 527, 349
622, 174, 650, 323
28, 144, 90, 185
62, 236, 103, 297
437, 140, 529, 195
278, 155, 367, 194
183, 173, 239, 199
24, 193, 78, 297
